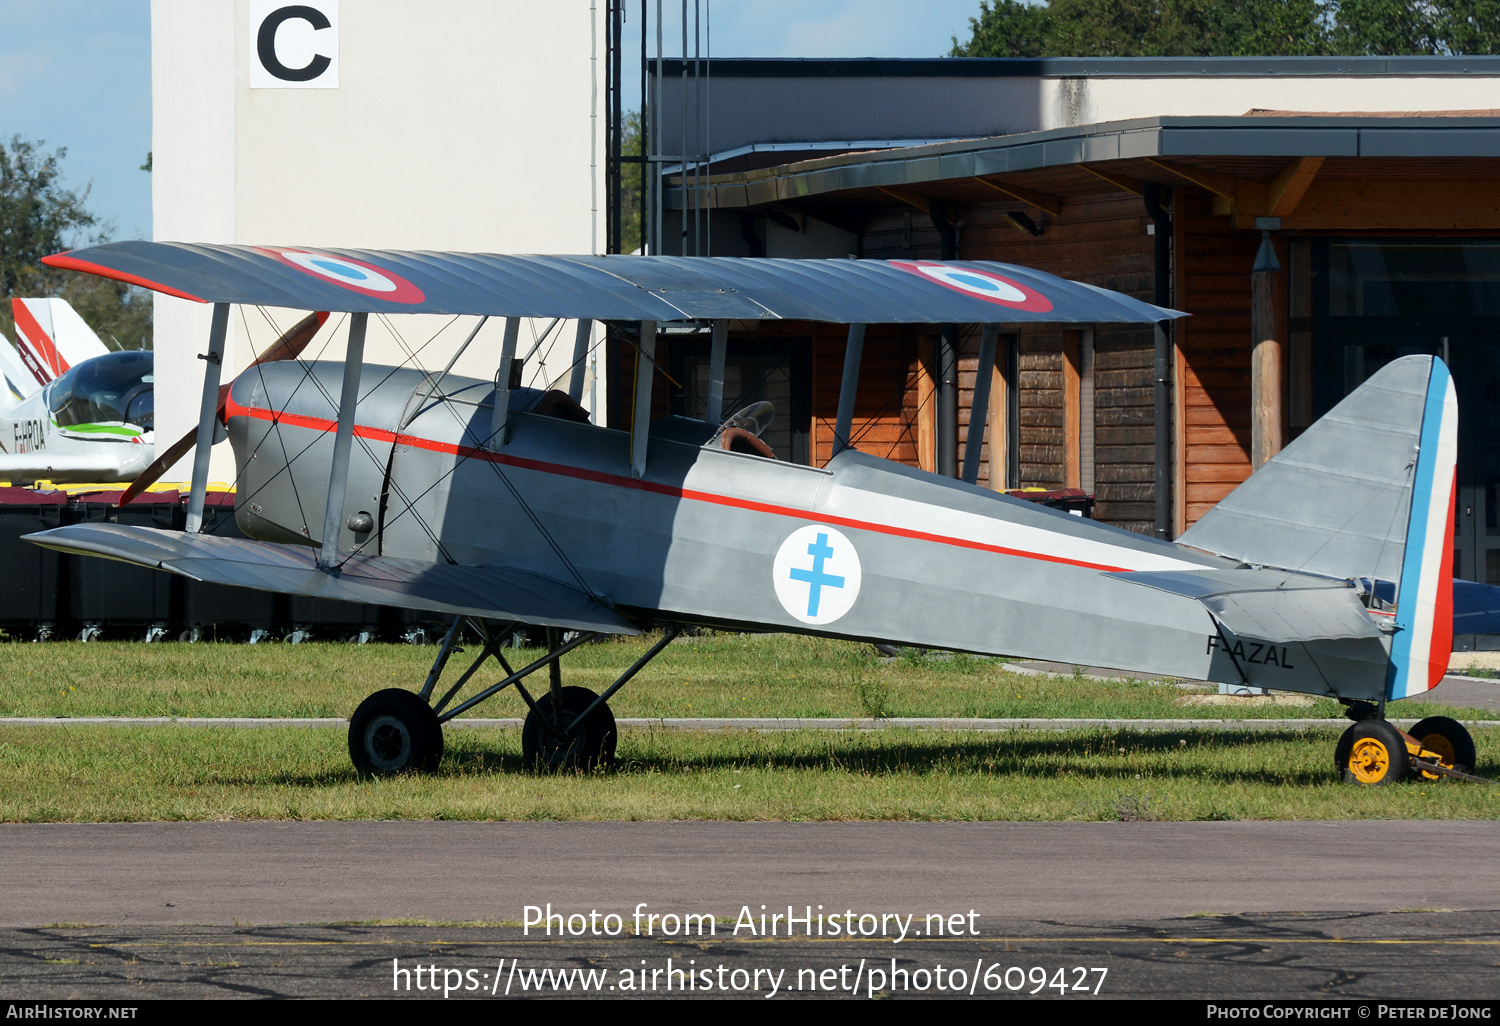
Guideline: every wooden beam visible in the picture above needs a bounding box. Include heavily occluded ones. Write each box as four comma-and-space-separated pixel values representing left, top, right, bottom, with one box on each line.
1062, 330, 1082, 490
1172, 205, 1187, 537
1269, 157, 1324, 217
972, 177, 1063, 217
987, 354, 1008, 491
1250, 264, 1284, 471
1148, 158, 1270, 220
916, 337, 937, 474
1146, 158, 1243, 200
877, 186, 933, 212
1079, 164, 1145, 196
1235, 178, 1500, 230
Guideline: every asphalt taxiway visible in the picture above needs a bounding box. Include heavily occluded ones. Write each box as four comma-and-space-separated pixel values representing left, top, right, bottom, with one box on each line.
4, 910, 1497, 999
2, 820, 1497, 926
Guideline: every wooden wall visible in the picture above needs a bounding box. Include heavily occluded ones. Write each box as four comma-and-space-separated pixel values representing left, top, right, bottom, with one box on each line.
1175, 192, 1257, 529
810, 323, 923, 467
854, 192, 1163, 531
1093, 325, 1158, 533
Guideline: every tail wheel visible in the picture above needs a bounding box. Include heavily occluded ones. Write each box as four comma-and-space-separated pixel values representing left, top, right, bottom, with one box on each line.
1341, 718, 1410, 786
349, 688, 444, 775
1408, 715, 1477, 779
522, 686, 617, 772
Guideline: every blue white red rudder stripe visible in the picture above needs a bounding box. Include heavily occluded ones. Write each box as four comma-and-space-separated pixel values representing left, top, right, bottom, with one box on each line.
1388, 358, 1458, 700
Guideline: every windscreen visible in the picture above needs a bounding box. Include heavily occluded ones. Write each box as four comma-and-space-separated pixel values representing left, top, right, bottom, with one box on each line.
47, 350, 155, 430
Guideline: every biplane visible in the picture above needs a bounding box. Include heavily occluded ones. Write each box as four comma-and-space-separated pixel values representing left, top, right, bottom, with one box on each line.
22, 241, 1486, 787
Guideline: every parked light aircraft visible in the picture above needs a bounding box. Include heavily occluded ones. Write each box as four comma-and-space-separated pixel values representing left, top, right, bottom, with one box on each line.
23, 241, 1490, 787
0, 298, 156, 482
0, 295, 326, 485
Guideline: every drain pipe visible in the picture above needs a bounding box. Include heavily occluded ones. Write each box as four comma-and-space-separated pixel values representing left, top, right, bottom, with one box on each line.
930, 200, 959, 477
1142, 184, 1173, 539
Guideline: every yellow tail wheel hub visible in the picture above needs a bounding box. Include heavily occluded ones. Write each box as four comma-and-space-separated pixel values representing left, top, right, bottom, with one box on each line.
1419, 733, 1457, 765
1349, 737, 1393, 784
1416, 733, 1457, 781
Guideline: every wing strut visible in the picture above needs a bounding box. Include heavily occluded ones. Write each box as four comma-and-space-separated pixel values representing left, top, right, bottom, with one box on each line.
567, 318, 593, 404
319, 312, 367, 569
492, 316, 520, 446
629, 320, 657, 478
962, 324, 1001, 484
705, 318, 727, 425
833, 322, 866, 455
185, 303, 230, 534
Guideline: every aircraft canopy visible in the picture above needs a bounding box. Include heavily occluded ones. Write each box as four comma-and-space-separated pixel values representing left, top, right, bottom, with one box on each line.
46, 242, 1184, 325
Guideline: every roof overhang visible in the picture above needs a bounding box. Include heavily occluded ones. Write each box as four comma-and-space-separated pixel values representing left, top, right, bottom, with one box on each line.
666, 114, 1500, 231
668, 115, 1500, 209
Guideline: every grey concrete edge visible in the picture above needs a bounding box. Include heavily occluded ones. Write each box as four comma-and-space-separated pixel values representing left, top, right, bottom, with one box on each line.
3, 716, 1497, 731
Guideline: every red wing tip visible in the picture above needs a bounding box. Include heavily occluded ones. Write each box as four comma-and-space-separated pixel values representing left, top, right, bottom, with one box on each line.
40, 253, 207, 303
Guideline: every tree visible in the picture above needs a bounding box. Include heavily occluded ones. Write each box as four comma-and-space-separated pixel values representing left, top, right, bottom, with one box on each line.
0, 135, 151, 352
620, 110, 643, 254
950, 0, 1500, 57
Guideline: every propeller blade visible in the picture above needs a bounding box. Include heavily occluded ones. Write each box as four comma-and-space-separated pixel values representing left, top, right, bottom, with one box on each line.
118, 427, 198, 507
120, 311, 328, 506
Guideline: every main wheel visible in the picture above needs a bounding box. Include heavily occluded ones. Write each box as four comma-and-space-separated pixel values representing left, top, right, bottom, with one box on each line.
1408, 715, 1477, 778
1340, 718, 1410, 786
522, 686, 617, 772
349, 689, 443, 775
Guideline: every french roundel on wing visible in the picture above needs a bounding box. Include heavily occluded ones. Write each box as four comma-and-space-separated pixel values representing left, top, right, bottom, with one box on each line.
893, 260, 1053, 313
254, 247, 426, 304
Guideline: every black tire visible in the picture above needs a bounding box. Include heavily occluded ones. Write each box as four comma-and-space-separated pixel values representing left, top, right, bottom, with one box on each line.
1340, 718, 1410, 786
349, 689, 443, 775
1333, 724, 1357, 774
522, 686, 616, 772
1408, 715, 1477, 775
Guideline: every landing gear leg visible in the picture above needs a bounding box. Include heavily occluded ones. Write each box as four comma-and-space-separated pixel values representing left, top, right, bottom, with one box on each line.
1335, 702, 1484, 785
519, 627, 680, 772
346, 618, 678, 776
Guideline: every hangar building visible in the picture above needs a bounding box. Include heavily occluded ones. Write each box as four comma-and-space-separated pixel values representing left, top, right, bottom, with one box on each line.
628, 57, 1500, 629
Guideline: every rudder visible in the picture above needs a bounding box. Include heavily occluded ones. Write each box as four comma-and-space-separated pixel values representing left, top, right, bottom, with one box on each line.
1388, 358, 1457, 699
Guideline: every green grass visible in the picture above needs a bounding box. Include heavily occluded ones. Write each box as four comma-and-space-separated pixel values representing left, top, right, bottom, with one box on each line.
1, 635, 1493, 824
0, 634, 1487, 722
0, 725, 1495, 822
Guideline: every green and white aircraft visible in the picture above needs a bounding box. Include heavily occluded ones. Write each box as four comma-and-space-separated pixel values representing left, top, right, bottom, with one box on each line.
0, 298, 154, 483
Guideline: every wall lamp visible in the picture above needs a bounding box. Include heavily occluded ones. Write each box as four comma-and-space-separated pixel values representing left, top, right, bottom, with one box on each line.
1005, 211, 1044, 237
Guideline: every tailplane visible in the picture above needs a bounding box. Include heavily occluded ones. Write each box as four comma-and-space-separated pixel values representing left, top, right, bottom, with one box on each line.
1177, 355, 1457, 698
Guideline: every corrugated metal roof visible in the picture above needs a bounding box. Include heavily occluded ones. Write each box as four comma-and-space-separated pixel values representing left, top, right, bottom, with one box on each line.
45, 242, 1183, 325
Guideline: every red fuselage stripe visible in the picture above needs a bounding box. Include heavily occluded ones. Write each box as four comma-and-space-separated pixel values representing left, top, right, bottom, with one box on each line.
225, 396, 1131, 573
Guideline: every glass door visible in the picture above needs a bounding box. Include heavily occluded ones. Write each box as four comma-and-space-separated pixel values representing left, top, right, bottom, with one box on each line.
1449, 336, 1500, 586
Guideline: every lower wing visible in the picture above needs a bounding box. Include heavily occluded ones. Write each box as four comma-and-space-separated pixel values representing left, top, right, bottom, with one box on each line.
25, 523, 640, 635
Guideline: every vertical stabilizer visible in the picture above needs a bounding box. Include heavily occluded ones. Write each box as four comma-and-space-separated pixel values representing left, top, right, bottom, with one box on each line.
1176, 355, 1458, 701
1388, 358, 1458, 699
0, 340, 39, 403
10, 298, 110, 385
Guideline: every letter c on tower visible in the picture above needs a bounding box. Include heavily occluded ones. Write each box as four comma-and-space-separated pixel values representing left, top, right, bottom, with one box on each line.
257, 5, 333, 82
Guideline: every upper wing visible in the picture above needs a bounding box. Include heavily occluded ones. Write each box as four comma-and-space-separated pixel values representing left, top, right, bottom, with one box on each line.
25, 523, 640, 636
44, 242, 1185, 325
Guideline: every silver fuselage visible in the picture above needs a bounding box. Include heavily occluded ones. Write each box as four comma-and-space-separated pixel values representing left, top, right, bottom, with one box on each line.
227, 363, 1392, 700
